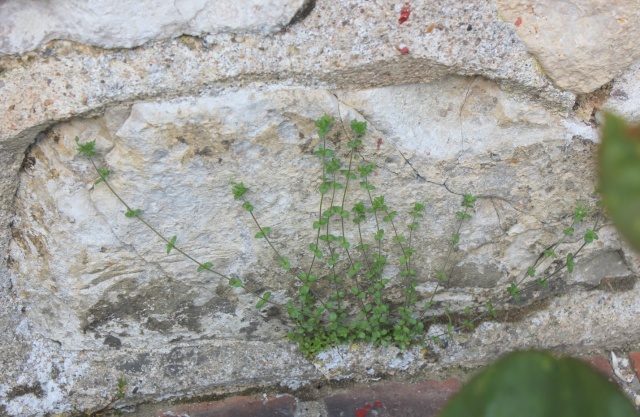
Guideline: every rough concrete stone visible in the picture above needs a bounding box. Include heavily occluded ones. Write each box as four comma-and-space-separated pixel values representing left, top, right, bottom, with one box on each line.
0, 0, 307, 55
1, 1, 640, 416
601, 59, 640, 123
569, 250, 635, 286
494, 0, 640, 94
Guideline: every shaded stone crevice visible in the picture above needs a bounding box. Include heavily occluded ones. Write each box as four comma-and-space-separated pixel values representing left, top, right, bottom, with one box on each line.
457, 76, 479, 153
283, 0, 316, 31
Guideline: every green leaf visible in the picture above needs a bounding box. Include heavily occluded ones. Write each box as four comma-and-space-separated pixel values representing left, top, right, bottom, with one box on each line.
599, 113, 640, 253
383, 211, 397, 222
197, 262, 213, 272
256, 291, 271, 309
125, 208, 141, 218
279, 257, 291, 270
487, 301, 497, 318
435, 270, 447, 281
95, 168, 110, 184
438, 350, 638, 417
231, 181, 249, 200
350, 120, 367, 136
374, 229, 384, 241
507, 283, 520, 301
462, 194, 477, 208
166, 235, 177, 254
319, 182, 330, 195
543, 249, 557, 258
242, 201, 254, 212
75, 137, 97, 158
116, 375, 127, 400
456, 211, 471, 220
564, 227, 575, 236
527, 267, 535, 278
567, 253, 575, 273
452, 234, 460, 244
255, 227, 271, 239
337, 236, 350, 249
315, 114, 334, 137
359, 181, 376, 191
584, 229, 599, 244
229, 277, 243, 287
573, 202, 588, 223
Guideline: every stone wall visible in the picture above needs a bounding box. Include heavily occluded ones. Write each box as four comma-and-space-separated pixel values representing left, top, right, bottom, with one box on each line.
1, 1, 640, 415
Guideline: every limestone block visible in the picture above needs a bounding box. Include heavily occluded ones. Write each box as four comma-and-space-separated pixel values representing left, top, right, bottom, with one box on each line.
8, 82, 604, 354
0, 0, 306, 55
494, 0, 640, 93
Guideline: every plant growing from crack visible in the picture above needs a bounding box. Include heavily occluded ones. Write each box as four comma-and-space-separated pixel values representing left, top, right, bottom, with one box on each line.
76, 115, 601, 358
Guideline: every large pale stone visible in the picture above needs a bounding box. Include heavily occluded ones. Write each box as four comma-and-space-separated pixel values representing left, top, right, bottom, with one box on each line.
0, 0, 306, 55
5, 80, 636, 415
495, 0, 640, 93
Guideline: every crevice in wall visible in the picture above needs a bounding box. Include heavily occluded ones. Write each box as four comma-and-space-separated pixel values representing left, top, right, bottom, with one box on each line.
283, 0, 316, 31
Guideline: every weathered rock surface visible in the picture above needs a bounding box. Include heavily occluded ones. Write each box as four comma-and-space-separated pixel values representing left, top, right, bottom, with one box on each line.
494, 0, 640, 93
1, 0, 640, 416
7, 83, 599, 351
602, 59, 640, 123
0, 0, 307, 55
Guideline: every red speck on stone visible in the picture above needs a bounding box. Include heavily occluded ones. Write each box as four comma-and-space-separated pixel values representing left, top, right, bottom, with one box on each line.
514, 16, 522, 26
355, 408, 367, 417
628, 352, 640, 381
398, 3, 411, 24
374, 402, 382, 407
400, 46, 409, 55
364, 404, 372, 409
376, 138, 383, 152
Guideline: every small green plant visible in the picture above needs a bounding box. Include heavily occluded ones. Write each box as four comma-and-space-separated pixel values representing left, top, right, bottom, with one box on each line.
76, 115, 600, 358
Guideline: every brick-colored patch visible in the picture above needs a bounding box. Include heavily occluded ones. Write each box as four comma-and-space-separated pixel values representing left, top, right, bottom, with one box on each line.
323, 379, 462, 417
628, 351, 640, 382
584, 355, 614, 379
155, 394, 296, 417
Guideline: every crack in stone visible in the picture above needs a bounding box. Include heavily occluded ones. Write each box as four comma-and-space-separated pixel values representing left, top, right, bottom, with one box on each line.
458, 76, 478, 153
489, 197, 506, 232
283, 0, 316, 30
85, 187, 165, 281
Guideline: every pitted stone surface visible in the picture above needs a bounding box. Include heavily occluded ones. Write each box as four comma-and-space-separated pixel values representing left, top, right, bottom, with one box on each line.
495, 0, 640, 93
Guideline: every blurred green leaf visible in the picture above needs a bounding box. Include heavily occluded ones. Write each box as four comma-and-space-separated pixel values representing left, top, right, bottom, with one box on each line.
197, 262, 213, 272
438, 350, 637, 417
166, 235, 177, 254
600, 113, 640, 253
